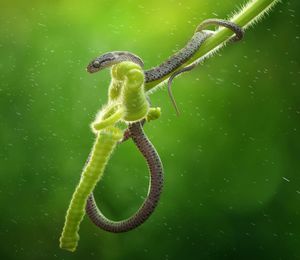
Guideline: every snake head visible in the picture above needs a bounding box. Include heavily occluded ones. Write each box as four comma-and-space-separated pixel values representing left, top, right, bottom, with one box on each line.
87, 53, 116, 73
87, 51, 144, 73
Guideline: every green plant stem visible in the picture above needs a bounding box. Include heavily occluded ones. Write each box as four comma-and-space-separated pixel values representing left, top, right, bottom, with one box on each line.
145, 0, 280, 91
59, 127, 123, 252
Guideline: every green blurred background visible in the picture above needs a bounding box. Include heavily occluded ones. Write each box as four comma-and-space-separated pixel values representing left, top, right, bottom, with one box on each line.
1, 0, 299, 259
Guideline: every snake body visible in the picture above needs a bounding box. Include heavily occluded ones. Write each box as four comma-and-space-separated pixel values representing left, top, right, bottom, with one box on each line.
86, 122, 163, 232
85, 19, 244, 233
87, 31, 212, 82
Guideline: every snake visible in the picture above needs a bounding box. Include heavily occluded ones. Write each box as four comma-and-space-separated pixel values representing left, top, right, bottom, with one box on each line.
85, 18, 244, 233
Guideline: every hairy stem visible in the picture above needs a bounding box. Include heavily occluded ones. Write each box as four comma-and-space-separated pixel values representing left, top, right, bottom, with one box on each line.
59, 127, 123, 252
145, 0, 281, 91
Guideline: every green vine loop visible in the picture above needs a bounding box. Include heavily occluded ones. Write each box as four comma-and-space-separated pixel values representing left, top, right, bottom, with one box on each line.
91, 61, 153, 132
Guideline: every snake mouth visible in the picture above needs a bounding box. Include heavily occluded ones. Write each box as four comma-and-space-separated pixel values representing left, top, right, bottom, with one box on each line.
86, 65, 97, 73
86, 64, 99, 73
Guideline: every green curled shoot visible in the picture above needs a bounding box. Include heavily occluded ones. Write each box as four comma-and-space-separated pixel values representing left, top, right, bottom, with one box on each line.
59, 126, 123, 252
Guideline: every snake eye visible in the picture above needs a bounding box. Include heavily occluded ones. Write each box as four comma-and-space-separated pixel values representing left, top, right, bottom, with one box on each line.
93, 60, 101, 68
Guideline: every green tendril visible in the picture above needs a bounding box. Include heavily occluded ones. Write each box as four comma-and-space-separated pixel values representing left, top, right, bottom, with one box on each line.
59, 126, 123, 252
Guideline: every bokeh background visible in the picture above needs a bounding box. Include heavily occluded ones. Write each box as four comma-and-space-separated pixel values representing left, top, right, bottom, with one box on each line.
1, 0, 299, 259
